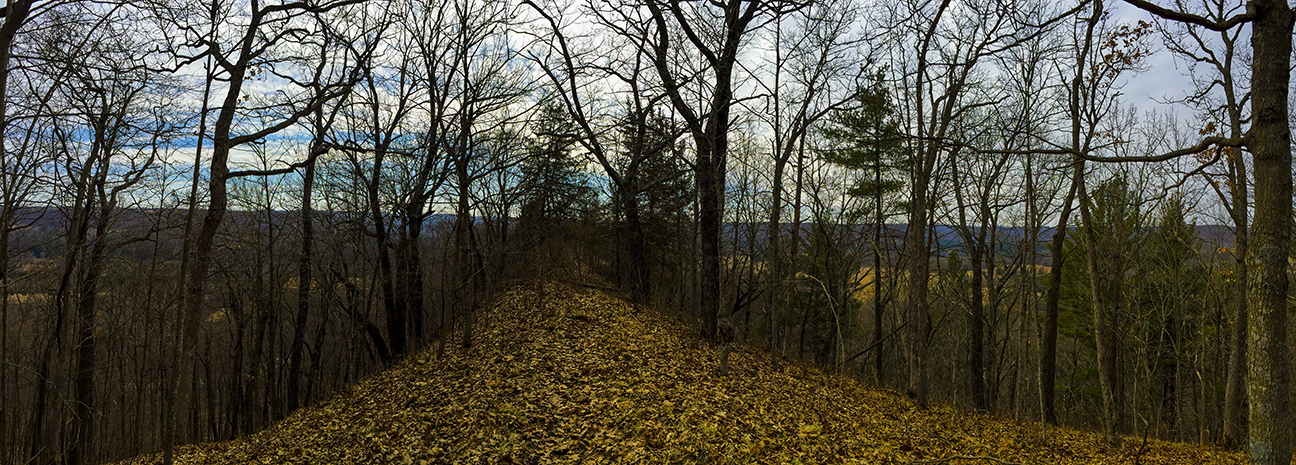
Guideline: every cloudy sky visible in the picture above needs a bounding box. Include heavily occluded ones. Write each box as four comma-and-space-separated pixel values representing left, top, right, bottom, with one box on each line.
1111, 1, 1220, 118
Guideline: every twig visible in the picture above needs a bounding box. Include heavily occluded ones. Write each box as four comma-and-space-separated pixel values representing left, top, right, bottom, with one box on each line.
843, 321, 908, 364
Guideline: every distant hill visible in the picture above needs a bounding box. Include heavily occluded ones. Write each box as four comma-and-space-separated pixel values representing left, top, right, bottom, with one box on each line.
117, 281, 1243, 464
7, 204, 1237, 266
734, 222, 1237, 266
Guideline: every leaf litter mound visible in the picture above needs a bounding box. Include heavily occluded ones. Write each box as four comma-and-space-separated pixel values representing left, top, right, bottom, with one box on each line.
121, 281, 1244, 464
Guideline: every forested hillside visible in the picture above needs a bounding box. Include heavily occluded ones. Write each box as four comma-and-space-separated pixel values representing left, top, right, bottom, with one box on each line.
117, 281, 1244, 464
0, 0, 1292, 463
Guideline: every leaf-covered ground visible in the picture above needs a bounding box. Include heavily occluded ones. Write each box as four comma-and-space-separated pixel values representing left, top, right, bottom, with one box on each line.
120, 281, 1244, 464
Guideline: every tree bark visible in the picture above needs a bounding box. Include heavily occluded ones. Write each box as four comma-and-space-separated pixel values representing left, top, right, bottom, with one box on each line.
166, 3, 361, 459
287, 154, 317, 412
644, 0, 762, 348
1243, 2, 1292, 463
1222, 195, 1247, 446
1039, 170, 1079, 425
951, 154, 986, 412
454, 139, 480, 349
904, 0, 951, 407
71, 198, 113, 465
872, 157, 885, 385
622, 187, 649, 303
0, 2, 33, 460
1076, 172, 1122, 441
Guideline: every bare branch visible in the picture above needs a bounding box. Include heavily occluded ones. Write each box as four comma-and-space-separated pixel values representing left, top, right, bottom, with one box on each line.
1077, 135, 1243, 162
1123, 0, 1252, 31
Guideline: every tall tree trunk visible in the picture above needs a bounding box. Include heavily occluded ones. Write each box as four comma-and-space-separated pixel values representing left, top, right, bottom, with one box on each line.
28, 341, 58, 464
70, 198, 114, 465
1076, 173, 1120, 441
766, 157, 785, 355
366, 144, 403, 360
171, 38, 251, 463
622, 188, 649, 304
0, 4, 34, 460
1049, 0, 1101, 429
401, 206, 426, 346
904, 170, 931, 405
968, 230, 986, 412
643, 0, 752, 353
1040, 168, 1079, 425
0, 210, 10, 465
904, 0, 951, 407
1222, 205, 1247, 446
872, 153, 885, 385
455, 153, 478, 349
695, 69, 734, 350
396, 190, 429, 347
249, 219, 272, 432
41, 145, 97, 464
164, 48, 215, 464
395, 234, 416, 346
1244, 2, 1293, 462
951, 155, 986, 411
698, 144, 722, 341
287, 155, 316, 412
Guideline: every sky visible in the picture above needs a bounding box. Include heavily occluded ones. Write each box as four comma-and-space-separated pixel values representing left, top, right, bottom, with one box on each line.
132, 0, 1251, 222
1113, 2, 1201, 116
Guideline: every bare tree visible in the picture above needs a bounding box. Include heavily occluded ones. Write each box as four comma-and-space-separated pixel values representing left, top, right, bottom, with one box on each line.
0, 1, 39, 459
441, 0, 531, 349
1068, 0, 1155, 439
157, 0, 375, 460
1149, 0, 1250, 445
884, 0, 1069, 407
1120, 0, 1291, 460
286, 97, 346, 412
755, 0, 862, 367
637, 0, 803, 370
525, 0, 669, 304
57, 30, 171, 465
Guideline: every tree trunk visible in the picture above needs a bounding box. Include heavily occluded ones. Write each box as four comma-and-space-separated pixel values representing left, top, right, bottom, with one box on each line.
70, 199, 113, 465
367, 144, 403, 359
1222, 207, 1247, 446
905, 169, 931, 405
28, 343, 57, 464
0, 3, 34, 460
622, 190, 649, 304
698, 145, 722, 341
695, 70, 733, 348
904, 0, 951, 407
1076, 173, 1120, 441
951, 154, 986, 411
287, 155, 316, 412
164, 47, 215, 464
1040, 168, 1079, 425
0, 210, 10, 465
1244, 2, 1293, 463
170, 34, 251, 461
872, 154, 885, 385
455, 152, 478, 349
401, 207, 426, 345
968, 229, 986, 412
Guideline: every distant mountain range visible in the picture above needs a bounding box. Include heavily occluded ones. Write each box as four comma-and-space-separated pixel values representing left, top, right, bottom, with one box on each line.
726, 222, 1238, 266
5, 207, 1239, 265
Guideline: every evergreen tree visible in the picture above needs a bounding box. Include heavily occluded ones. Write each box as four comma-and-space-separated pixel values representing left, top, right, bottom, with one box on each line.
818, 72, 907, 213
519, 103, 593, 228
818, 72, 907, 384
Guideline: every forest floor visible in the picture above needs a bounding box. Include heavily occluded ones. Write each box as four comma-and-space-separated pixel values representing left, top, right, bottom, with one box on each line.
119, 280, 1245, 464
